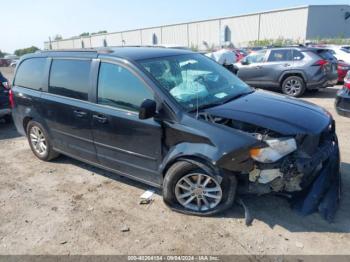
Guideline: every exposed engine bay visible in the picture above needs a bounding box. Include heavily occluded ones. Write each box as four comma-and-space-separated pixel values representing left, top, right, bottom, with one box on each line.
198, 111, 341, 222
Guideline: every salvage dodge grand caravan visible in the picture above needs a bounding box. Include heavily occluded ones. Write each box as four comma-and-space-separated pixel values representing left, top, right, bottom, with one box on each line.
11, 47, 341, 221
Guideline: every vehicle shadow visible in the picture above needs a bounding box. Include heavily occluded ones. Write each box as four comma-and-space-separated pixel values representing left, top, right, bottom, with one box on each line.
221, 161, 350, 233
53, 154, 350, 234
0, 121, 22, 140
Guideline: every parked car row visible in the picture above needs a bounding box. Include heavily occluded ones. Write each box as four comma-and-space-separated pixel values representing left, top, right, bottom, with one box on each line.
0, 59, 11, 67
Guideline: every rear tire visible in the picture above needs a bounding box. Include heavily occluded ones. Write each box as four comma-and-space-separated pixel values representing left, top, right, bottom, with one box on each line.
282, 76, 306, 97
26, 121, 60, 161
163, 161, 237, 216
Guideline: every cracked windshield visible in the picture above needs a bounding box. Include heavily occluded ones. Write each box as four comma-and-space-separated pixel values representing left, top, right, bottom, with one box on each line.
140, 54, 252, 110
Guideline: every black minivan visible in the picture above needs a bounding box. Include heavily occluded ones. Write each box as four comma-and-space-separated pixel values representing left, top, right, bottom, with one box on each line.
11, 47, 340, 220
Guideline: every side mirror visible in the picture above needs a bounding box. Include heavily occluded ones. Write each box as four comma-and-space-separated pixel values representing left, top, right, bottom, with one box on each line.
139, 99, 157, 120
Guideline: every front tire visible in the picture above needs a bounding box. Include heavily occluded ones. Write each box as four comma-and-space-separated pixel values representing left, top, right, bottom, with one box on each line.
281, 76, 306, 97
26, 121, 60, 161
163, 161, 237, 216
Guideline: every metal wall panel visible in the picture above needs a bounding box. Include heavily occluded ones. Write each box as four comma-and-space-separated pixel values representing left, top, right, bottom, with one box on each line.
44, 5, 350, 50
307, 5, 350, 39
90, 34, 106, 47
220, 14, 260, 47
44, 42, 50, 50
73, 38, 82, 48
189, 20, 220, 50
81, 37, 92, 48
122, 30, 142, 45
141, 28, 162, 45
259, 8, 308, 41
106, 33, 123, 47
57, 39, 74, 49
161, 24, 188, 46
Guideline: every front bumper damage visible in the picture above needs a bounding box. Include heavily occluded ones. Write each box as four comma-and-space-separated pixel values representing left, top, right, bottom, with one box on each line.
292, 142, 340, 222
245, 128, 341, 222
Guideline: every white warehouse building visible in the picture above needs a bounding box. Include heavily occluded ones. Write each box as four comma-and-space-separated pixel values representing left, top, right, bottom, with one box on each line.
45, 5, 350, 50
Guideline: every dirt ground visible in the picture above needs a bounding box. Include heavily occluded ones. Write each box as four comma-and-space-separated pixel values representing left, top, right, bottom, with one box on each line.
0, 67, 350, 255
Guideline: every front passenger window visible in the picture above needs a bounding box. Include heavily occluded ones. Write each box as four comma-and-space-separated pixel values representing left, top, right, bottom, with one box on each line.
246, 51, 266, 64
98, 63, 153, 112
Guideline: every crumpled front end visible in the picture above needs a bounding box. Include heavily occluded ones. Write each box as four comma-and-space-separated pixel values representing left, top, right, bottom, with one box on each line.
249, 122, 341, 222
201, 110, 341, 222
247, 120, 341, 222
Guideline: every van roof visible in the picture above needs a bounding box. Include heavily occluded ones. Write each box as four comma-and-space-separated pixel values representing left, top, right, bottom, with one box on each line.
39, 47, 194, 61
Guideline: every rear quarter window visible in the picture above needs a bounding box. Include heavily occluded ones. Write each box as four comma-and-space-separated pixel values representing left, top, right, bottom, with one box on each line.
292, 50, 304, 61
14, 58, 47, 90
49, 59, 91, 101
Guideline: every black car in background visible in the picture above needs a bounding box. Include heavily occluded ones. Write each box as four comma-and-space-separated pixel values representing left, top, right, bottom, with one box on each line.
234, 47, 338, 97
335, 71, 350, 117
0, 71, 11, 122
10, 48, 340, 221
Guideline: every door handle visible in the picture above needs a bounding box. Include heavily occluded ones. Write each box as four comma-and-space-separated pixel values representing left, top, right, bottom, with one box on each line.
255, 66, 262, 69
73, 110, 87, 118
93, 114, 108, 123
284, 63, 291, 67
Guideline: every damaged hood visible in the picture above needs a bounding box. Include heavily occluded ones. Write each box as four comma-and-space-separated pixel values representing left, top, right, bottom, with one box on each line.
205, 90, 331, 135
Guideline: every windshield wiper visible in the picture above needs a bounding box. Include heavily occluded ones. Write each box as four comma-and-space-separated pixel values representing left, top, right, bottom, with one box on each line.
194, 90, 254, 112
221, 90, 254, 103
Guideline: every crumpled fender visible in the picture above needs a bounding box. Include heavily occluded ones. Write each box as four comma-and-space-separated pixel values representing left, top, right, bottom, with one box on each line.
159, 114, 260, 177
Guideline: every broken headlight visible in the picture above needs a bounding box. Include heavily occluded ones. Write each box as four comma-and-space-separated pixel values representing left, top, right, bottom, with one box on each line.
250, 138, 297, 163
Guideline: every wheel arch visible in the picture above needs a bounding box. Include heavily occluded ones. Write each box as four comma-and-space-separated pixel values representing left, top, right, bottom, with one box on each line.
279, 71, 307, 87
23, 116, 33, 134
162, 155, 221, 180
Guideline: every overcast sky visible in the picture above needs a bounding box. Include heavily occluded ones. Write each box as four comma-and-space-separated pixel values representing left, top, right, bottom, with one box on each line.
2, 0, 349, 53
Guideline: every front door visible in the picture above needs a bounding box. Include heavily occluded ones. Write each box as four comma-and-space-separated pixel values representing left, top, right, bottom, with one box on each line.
91, 62, 162, 186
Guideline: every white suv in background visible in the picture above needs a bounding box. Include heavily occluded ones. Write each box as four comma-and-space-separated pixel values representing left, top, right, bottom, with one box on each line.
326, 45, 350, 63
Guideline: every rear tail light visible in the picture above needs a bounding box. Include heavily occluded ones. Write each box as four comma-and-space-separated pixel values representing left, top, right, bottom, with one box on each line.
9, 89, 15, 108
313, 59, 328, 67
344, 81, 350, 90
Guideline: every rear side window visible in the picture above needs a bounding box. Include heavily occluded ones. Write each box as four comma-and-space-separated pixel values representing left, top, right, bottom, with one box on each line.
98, 62, 153, 112
49, 59, 91, 101
15, 58, 46, 90
292, 50, 304, 61
267, 50, 293, 62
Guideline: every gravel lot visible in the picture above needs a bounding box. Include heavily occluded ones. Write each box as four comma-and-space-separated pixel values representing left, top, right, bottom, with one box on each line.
1, 67, 350, 255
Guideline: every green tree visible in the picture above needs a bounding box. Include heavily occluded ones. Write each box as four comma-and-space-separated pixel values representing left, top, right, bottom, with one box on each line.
79, 32, 90, 37
0, 50, 6, 58
14, 46, 40, 57
91, 30, 107, 35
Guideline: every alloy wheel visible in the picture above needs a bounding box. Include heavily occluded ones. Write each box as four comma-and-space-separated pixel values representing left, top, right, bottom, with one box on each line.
29, 126, 47, 156
284, 79, 302, 96
175, 173, 222, 211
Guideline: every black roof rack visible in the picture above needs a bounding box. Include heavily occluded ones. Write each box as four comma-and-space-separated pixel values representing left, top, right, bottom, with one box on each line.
41, 48, 97, 53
